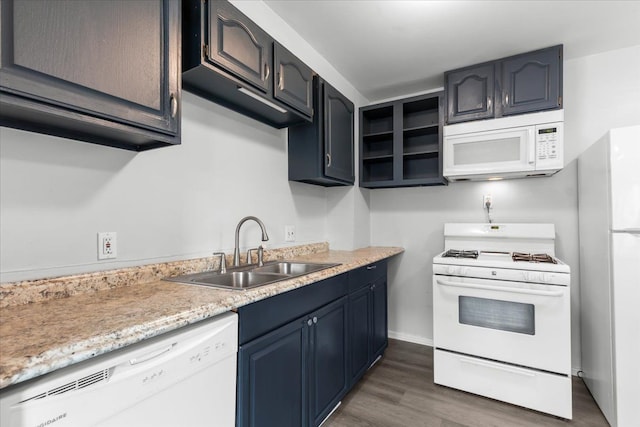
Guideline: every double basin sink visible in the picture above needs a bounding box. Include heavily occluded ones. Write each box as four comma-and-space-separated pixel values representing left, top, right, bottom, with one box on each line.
167, 261, 340, 291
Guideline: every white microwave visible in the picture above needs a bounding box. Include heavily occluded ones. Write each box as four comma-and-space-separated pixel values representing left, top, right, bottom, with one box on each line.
443, 110, 564, 181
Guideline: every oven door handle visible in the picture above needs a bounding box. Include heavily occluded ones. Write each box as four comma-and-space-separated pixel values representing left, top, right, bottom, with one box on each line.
436, 278, 564, 297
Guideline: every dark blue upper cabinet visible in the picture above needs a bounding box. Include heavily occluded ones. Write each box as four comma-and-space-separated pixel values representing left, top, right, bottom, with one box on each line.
360, 92, 446, 188
0, 0, 180, 151
446, 64, 495, 124
182, 0, 314, 129
501, 47, 562, 116
445, 45, 562, 124
274, 42, 314, 117
323, 82, 355, 184
206, 0, 272, 94
288, 76, 355, 187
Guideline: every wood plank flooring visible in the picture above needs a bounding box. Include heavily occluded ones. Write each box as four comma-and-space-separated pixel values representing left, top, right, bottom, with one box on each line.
325, 339, 609, 427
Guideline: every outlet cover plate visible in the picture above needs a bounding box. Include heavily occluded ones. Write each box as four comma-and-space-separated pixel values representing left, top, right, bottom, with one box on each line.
98, 232, 117, 260
284, 225, 296, 242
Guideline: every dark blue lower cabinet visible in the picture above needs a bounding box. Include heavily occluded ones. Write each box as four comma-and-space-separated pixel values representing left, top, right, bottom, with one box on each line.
348, 285, 371, 385
371, 276, 388, 359
309, 297, 349, 426
237, 296, 348, 427
237, 318, 308, 427
347, 267, 388, 386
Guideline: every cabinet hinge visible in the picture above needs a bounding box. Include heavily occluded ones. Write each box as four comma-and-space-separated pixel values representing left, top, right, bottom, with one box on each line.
202, 44, 208, 59
558, 96, 562, 106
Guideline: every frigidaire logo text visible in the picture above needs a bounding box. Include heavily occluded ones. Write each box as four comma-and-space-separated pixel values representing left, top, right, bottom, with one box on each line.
34, 412, 67, 427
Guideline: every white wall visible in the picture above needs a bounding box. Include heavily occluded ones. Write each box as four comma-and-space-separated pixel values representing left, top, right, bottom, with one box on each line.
370, 45, 640, 373
0, 1, 369, 283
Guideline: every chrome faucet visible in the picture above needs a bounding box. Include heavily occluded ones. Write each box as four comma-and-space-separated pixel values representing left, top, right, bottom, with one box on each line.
233, 216, 269, 267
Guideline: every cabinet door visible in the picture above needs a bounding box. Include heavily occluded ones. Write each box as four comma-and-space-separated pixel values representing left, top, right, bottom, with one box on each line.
0, 0, 179, 136
323, 82, 355, 183
501, 46, 562, 116
273, 42, 313, 117
237, 317, 308, 427
348, 285, 371, 385
371, 277, 388, 359
446, 64, 495, 124
309, 296, 348, 427
207, 0, 272, 93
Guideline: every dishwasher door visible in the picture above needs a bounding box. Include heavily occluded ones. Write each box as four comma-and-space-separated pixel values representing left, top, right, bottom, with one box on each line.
0, 311, 238, 427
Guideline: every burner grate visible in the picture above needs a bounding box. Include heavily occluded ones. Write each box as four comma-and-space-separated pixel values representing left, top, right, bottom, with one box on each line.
512, 252, 557, 264
443, 249, 479, 259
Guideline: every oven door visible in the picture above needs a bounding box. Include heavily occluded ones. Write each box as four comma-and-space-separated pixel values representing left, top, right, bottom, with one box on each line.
433, 274, 570, 374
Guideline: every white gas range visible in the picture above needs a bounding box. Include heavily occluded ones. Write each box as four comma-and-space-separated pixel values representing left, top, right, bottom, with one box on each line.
432, 223, 572, 419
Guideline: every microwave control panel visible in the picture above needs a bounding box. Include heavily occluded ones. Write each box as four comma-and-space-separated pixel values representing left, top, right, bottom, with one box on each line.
535, 122, 563, 169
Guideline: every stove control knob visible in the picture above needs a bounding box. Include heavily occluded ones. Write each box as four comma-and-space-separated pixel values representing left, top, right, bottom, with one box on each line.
459, 267, 469, 276
540, 273, 550, 283
447, 266, 458, 275
522, 272, 530, 282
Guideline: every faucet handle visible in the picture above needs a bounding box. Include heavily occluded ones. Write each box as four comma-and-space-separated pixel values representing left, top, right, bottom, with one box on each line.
257, 244, 265, 267
247, 245, 266, 266
246, 247, 258, 265
213, 252, 227, 274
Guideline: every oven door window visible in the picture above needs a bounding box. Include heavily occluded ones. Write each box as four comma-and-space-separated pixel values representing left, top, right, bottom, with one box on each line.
459, 296, 535, 335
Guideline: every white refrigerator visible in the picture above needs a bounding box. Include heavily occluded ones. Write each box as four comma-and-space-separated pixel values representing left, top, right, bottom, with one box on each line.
578, 125, 640, 427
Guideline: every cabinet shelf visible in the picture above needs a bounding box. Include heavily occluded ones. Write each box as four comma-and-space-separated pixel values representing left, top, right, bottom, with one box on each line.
363, 154, 394, 161
362, 106, 393, 135
403, 124, 438, 134
362, 157, 394, 183
362, 133, 393, 158
363, 130, 394, 139
403, 149, 439, 157
403, 97, 439, 129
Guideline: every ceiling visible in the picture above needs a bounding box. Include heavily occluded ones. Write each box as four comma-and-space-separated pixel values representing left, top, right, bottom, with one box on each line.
264, 1, 640, 102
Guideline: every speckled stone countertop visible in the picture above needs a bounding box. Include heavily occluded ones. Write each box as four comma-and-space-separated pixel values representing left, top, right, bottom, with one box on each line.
0, 245, 403, 390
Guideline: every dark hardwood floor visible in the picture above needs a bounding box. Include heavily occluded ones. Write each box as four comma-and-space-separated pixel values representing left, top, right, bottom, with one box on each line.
325, 339, 609, 427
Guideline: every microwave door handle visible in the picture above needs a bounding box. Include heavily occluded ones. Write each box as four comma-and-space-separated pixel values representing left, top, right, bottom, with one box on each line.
528, 128, 536, 164
436, 278, 564, 297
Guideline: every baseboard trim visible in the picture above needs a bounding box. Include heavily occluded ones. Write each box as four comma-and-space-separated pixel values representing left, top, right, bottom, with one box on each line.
388, 330, 433, 347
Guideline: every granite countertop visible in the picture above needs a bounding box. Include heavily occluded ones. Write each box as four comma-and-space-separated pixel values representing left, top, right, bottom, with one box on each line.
0, 245, 403, 390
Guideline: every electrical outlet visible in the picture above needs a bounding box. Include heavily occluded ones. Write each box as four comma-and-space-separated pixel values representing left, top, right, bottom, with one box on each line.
98, 232, 117, 260
284, 225, 296, 242
483, 194, 493, 210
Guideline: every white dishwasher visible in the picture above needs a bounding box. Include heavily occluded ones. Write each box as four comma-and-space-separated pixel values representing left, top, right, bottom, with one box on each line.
0, 311, 238, 427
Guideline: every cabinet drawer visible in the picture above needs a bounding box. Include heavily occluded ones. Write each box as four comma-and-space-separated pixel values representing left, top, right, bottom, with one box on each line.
348, 261, 387, 293
237, 273, 347, 345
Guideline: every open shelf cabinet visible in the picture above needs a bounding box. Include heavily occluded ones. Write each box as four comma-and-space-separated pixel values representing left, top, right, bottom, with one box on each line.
359, 92, 447, 188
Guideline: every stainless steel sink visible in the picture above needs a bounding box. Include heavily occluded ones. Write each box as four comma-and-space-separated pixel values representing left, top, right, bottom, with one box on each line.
167, 261, 339, 290
252, 262, 334, 275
